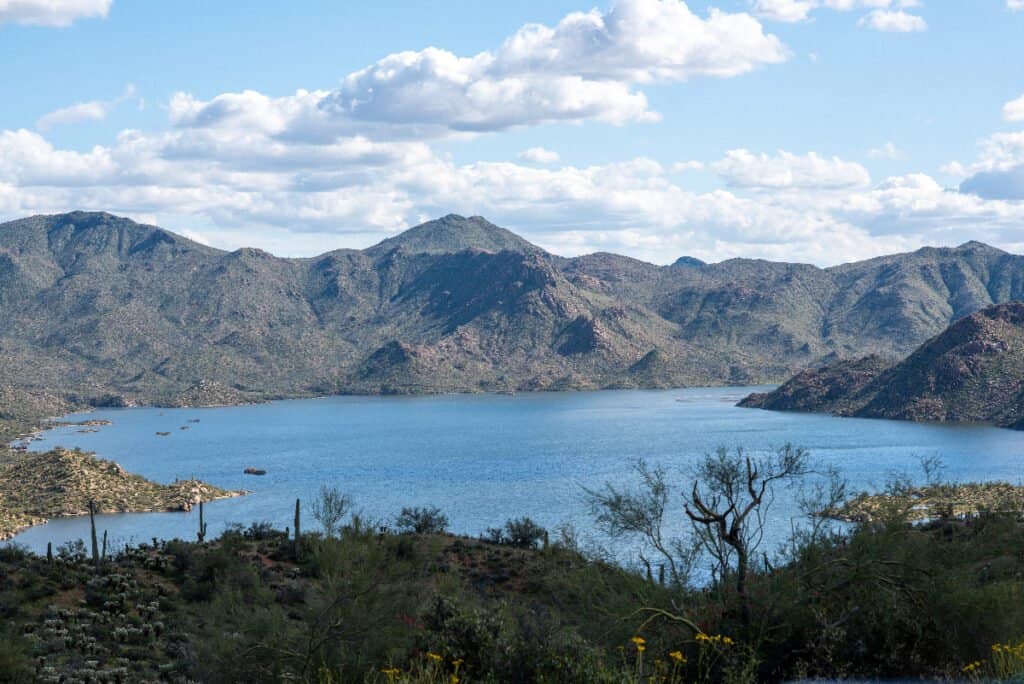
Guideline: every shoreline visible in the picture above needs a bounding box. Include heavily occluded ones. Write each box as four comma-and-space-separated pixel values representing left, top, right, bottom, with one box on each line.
0, 487, 246, 542
0, 445, 247, 542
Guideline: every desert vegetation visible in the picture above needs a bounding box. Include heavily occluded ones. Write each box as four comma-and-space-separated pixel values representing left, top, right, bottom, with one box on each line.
1, 447, 1022, 682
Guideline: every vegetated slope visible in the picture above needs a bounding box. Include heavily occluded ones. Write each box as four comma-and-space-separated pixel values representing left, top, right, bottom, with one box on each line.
740, 302, 1024, 428
3, 211, 1024, 405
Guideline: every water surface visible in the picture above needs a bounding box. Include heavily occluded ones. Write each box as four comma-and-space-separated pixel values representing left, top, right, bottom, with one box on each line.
11, 388, 1024, 561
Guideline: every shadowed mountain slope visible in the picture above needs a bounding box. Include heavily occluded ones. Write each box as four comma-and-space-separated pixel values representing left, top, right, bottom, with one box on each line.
2, 211, 1024, 405
740, 302, 1024, 429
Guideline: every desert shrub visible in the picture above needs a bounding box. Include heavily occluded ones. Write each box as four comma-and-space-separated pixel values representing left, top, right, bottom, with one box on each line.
482, 517, 548, 548
0, 628, 32, 683
396, 506, 449, 534
503, 517, 547, 549
0, 543, 29, 563
56, 539, 87, 562
243, 520, 277, 540
312, 485, 354, 539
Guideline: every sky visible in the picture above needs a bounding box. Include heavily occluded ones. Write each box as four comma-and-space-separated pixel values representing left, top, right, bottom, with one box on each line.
1, 0, 1023, 265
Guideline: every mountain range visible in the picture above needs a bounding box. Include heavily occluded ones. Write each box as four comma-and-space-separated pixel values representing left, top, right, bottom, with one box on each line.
739, 302, 1024, 429
2, 211, 1024, 406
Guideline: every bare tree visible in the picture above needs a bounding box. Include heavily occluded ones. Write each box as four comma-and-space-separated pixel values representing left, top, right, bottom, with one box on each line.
684, 444, 810, 632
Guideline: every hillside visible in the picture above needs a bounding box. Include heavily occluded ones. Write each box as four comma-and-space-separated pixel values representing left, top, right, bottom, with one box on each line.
3, 211, 1024, 406
740, 302, 1024, 428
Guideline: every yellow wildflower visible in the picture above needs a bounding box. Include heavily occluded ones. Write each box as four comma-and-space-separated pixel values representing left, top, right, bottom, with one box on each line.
668, 650, 686, 663
631, 636, 646, 646
426, 652, 443, 662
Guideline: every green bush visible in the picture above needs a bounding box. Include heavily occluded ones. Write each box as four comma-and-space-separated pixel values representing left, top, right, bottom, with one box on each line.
395, 506, 449, 534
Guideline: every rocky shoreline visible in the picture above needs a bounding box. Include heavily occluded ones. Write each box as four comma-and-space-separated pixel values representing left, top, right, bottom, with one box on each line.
0, 446, 244, 541
827, 482, 1024, 523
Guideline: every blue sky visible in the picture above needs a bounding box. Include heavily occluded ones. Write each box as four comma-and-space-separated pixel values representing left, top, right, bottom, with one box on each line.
1, 0, 1023, 264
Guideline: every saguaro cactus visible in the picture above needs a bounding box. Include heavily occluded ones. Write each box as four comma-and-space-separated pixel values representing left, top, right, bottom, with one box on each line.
293, 498, 302, 560
88, 499, 100, 570
197, 500, 207, 542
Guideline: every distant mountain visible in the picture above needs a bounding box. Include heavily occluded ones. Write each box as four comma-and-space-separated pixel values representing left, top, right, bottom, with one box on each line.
740, 302, 1024, 429
364, 214, 541, 257
3, 211, 1024, 406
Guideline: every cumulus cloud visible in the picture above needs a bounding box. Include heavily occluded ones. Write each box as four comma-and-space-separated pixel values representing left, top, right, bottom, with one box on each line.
712, 149, 871, 189
1004, 94, 1024, 122
36, 85, 137, 131
956, 131, 1024, 201
858, 9, 927, 32
1009, 0, 1023, 10
7, 68, 1021, 265
518, 147, 560, 164
951, 129, 1024, 184
10, 113, 1023, 266
173, 0, 787, 139
0, 0, 111, 26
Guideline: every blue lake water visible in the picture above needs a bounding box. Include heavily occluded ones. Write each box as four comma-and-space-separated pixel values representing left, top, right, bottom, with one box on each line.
9, 388, 1024, 565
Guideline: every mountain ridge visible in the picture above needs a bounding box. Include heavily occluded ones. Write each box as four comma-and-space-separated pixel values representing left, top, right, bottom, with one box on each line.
740, 302, 1024, 429
3, 211, 1024, 406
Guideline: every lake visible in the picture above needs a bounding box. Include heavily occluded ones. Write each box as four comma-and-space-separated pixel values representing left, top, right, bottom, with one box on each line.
10, 387, 1024, 566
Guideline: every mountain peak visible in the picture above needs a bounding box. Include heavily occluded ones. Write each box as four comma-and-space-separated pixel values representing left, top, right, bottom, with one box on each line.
954, 240, 1004, 253
364, 215, 544, 258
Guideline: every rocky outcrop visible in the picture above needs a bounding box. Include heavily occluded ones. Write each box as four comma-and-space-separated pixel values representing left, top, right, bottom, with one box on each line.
0, 447, 243, 539
741, 302, 1024, 429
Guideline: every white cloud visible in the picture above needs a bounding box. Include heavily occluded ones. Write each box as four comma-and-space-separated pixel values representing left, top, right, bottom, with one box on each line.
518, 147, 560, 164
671, 160, 705, 172
492, 0, 789, 83
1009, 0, 1024, 10
954, 131, 1024, 176
947, 97, 1024, 201
712, 149, 871, 189
752, 0, 816, 22
36, 84, 137, 131
823, 0, 920, 10
1004, 93, 1024, 122
858, 9, 927, 32
174, 0, 787, 139
753, 0, 928, 26
0, 129, 118, 186
956, 131, 1024, 201
867, 141, 903, 160
5, 120, 1024, 264
0, 0, 111, 26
